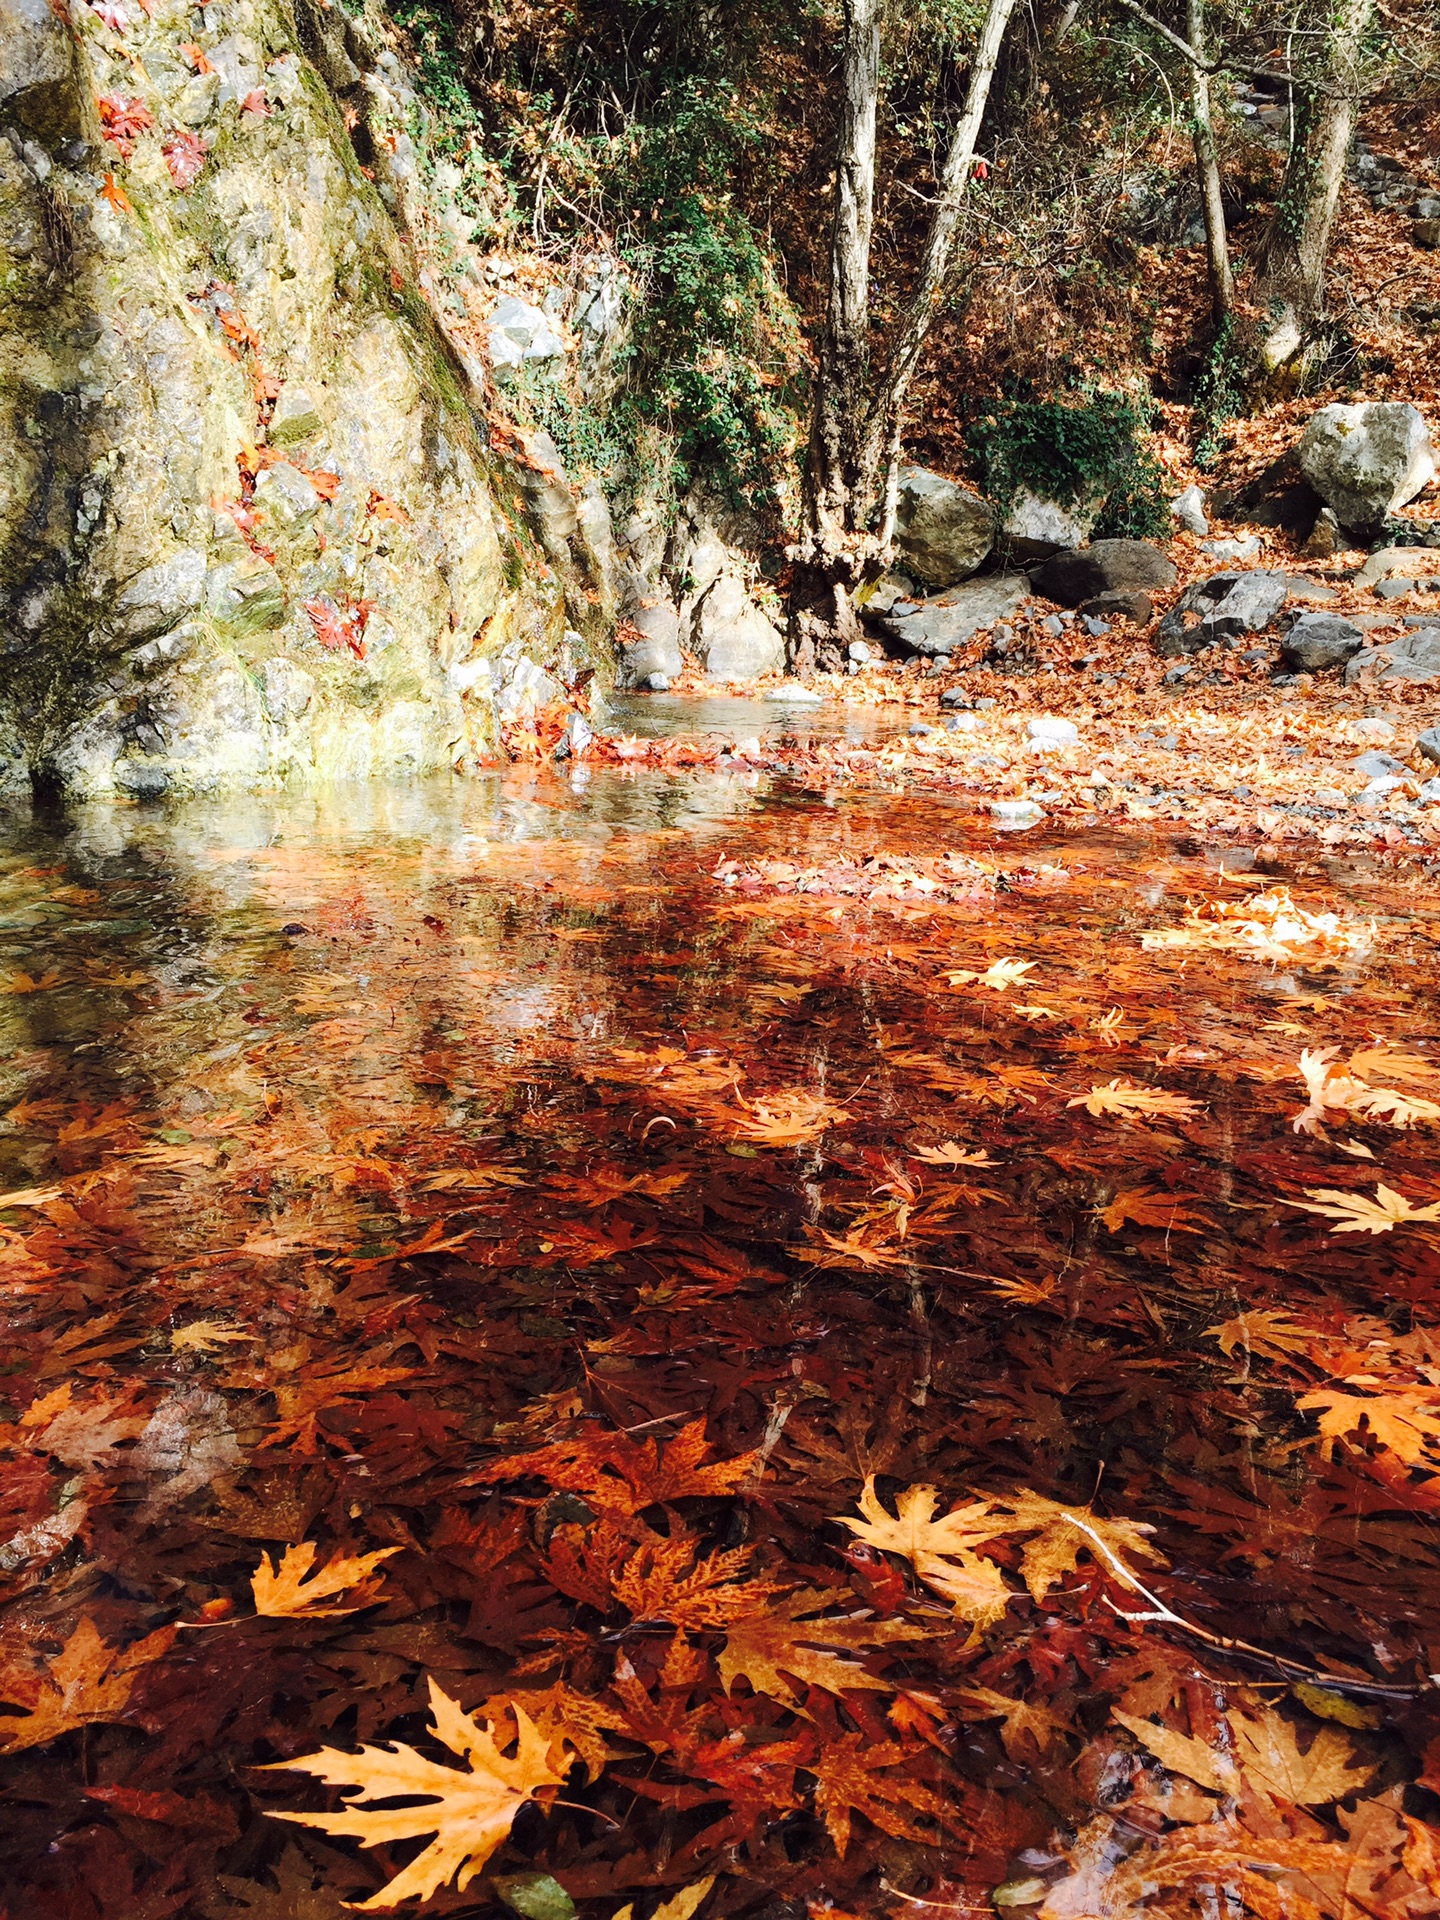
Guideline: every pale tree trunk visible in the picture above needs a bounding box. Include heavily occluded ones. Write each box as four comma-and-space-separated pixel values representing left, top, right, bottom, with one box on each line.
1256, 0, 1375, 370
870, 0, 1022, 550
1114, 0, 1232, 320
791, 0, 1019, 665
793, 0, 880, 653
1186, 0, 1232, 317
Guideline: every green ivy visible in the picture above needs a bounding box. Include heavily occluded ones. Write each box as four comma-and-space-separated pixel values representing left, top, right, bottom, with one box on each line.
1190, 316, 1246, 471
968, 390, 1168, 539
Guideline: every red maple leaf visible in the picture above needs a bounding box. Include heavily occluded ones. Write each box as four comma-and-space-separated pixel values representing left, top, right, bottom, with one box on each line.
100, 172, 134, 214
95, 93, 154, 158
303, 595, 373, 661
240, 87, 270, 116
162, 130, 207, 190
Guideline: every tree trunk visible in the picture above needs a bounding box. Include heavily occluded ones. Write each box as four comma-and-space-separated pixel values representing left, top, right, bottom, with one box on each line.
791, 0, 880, 667
790, 0, 1018, 666
1186, 0, 1232, 318
1256, 0, 1375, 369
868, 0, 1021, 550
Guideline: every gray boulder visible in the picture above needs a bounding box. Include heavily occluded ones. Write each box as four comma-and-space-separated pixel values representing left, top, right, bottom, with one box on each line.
1080, 589, 1152, 625
0, 0, 80, 141
1000, 487, 1101, 560
1345, 623, 1440, 686
1154, 571, 1288, 656
893, 467, 995, 589
1418, 726, 1440, 764
875, 574, 1029, 657
1170, 485, 1208, 537
108, 549, 207, 642
618, 601, 682, 688
1298, 402, 1435, 529
691, 573, 785, 680
1032, 540, 1176, 608
1279, 612, 1365, 673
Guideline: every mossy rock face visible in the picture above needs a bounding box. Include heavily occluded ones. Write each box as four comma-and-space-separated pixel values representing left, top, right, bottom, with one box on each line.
0, 0, 582, 795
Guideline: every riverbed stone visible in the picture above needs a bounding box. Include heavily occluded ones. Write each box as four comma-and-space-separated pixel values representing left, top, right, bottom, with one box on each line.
1032, 540, 1176, 607
1345, 624, 1440, 686
893, 467, 996, 588
1154, 571, 1289, 656
875, 574, 1029, 656
1171, 484, 1208, 536
1280, 612, 1365, 673
1419, 726, 1440, 764
1298, 401, 1436, 529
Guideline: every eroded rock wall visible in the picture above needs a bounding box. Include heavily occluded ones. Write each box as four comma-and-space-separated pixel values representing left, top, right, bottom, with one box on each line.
0, 0, 597, 795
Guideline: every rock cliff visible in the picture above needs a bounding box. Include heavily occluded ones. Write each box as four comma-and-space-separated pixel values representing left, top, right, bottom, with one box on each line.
0, 0, 605, 796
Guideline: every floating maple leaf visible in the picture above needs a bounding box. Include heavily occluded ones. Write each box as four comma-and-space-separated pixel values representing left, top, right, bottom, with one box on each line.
1292, 1047, 1440, 1134
1225, 1704, 1376, 1805
171, 1318, 252, 1354
911, 1141, 997, 1166
940, 957, 1036, 991
836, 1479, 1011, 1626
0, 1619, 175, 1752
265, 1682, 570, 1909
1298, 1384, 1440, 1463
811, 1732, 952, 1855
1286, 1183, 1440, 1235
162, 129, 208, 190
1112, 1708, 1239, 1794
717, 1588, 930, 1707
1067, 1079, 1204, 1121
728, 1088, 848, 1146
1204, 1309, 1312, 1364
1097, 1186, 1207, 1233
249, 1540, 401, 1619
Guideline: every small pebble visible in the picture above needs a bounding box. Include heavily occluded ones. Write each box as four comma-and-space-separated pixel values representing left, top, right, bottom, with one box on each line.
945, 713, 983, 733
847, 639, 872, 663
1352, 749, 1404, 777
1026, 716, 1079, 748
1082, 615, 1111, 637
644, 672, 671, 691
974, 696, 998, 710
1313, 787, 1348, 808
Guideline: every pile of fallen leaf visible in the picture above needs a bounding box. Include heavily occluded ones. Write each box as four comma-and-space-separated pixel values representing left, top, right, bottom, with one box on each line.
1, 782, 1440, 1919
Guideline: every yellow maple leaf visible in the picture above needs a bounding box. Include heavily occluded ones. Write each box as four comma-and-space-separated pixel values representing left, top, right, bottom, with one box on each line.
728, 1089, 848, 1147
0, 1618, 175, 1752
250, 1541, 402, 1619
1286, 1184, 1440, 1235
171, 1319, 253, 1355
1067, 1079, 1204, 1121
265, 1681, 569, 1909
940, 957, 1036, 992
960, 1684, 1070, 1758
911, 1141, 998, 1166
984, 1490, 1165, 1603
1225, 1705, 1376, 1805
1298, 1385, 1440, 1463
1112, 1709, 1239, 1794
835, 1479, 1011, 1626
614, 1876, 717, 1920
717, 1588, 930, 1708
1204, 1310, 1312, 1364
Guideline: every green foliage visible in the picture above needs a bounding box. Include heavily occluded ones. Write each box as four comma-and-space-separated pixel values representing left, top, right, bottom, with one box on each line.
386, 0, 478, 133
1190, 317, 1246, 471
968, 390, 1168, 540
615, 79, 803, 513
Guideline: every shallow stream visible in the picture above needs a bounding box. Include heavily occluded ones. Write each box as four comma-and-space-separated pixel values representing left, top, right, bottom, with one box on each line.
2, 754, 1438, 1918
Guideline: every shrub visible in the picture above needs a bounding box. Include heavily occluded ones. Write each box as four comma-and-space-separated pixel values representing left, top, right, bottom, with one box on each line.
967, 389, 1168, 539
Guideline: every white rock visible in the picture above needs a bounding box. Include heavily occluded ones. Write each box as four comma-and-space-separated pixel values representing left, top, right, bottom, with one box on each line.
1025, 716, 1079, 748
488, 295, 567, 371
847, 639, 872, 663
1298, 401, 1436, 528
1418, 776, 1440, 804
1170, 485, 1208, 536
991, 799, 1046, 829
